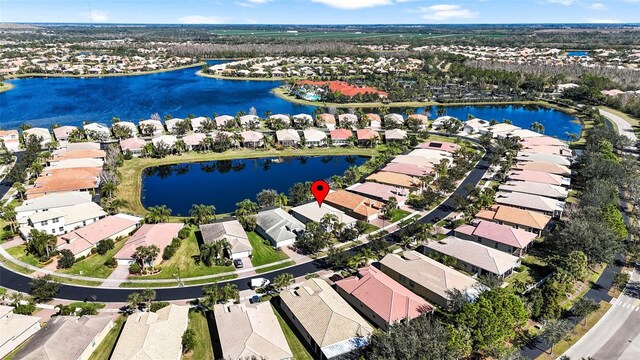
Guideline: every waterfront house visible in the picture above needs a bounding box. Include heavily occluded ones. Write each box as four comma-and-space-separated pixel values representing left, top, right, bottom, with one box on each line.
316, 113, 336, 130
47, 158, 104, 170
22, 128, 52, 147
417, 141, 461, 154
138, 119, 164, 136
356, 129, 379, 147
164, 118, 186, 133
0, 129, 20, 152
521, 136, 567, 148
240, 130, 265, 148
384, 129, 407, 142
475, 205, 552, 236
407, 114, 430, 130
495, 191, 565, 218
382, 162, 433, 177
293, 113, 313, 127
239, 115, 260, 128
499, 181, 568, 200
56, 214, 141, 258
455, 220, 536, 256
51, 126, 77, 143
516, 152, 572, 166
114, 223, 184, 266
152, 134, 177, 149
190, 116, 208, 132
214, 302, 293, 360
280, 278, 373, 360
366, 171, 420, 190
182, 133, 206, 151
290, 202, 357, 227
329, 129, 353, 146
269, 114, 291, 126
0, 305, 41, 359
256, 208, 305, 248
514, 161, 571, 176
335, 266, 433, 331
276, 129, 301, 147
12, 315, 113, 360
463, 118, 491, 134
430, 116, 457, 131
324, 190, 383, 222
83, 123, 111, 141
303, 128, 327, 147
488, 123, 520, 137
521, 145, 573, 157
200, 219, 253, 259
111, 304, 189, 360
379, 251, 482, 308
347, 182, 409, 205
392, 155, 442, 168
50, 149, 106, 163
365, 113, 382, 129
215, 115, 235, 129
506, 129, 544, 139
384, 113, 404, 127
120, 138, 147, 156
112, 121, 139, 138
507, 169, 571, 187
424, 236, 521, 279
25, 167, 102, 199
338, 114, 358, 129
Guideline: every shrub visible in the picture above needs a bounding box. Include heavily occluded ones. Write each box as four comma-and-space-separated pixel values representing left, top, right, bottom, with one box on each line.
14, 302, 36, 315
162, 245, 177, 260
514, 265, 525, 272
182, 328, 197, 353
150, 301, 170, 312
178, 228, 190, 239
57, 249, 75, 269
104, 258, 117, 268
171, 237, 181, 247
129, 262, 141, 274
96, 239, 115, 255
123, 150, 133, 160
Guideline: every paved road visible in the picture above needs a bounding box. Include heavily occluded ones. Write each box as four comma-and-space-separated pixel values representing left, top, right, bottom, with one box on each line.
0, 151, 23, 199
0, 146, 491, 302
600, 108, 638, 144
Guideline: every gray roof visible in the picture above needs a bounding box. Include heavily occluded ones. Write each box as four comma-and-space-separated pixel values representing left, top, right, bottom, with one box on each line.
291, 202, 357, 225
16, 192, 92, 214
13, 315, 113, 360
256, 208, 304, 245
200, 219, 252, 254
426, 236, 520, 275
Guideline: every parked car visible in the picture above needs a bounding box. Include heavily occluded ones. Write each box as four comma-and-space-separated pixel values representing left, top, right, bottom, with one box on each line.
233, 258, 244, 268
251, 277, 270, 289
250, 295, 260, 304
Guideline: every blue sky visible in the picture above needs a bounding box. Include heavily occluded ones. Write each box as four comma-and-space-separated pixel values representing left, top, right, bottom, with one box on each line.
1, 0, 638, 24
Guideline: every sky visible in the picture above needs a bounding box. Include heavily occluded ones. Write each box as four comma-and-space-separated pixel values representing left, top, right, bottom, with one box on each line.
1, 0, 639, 24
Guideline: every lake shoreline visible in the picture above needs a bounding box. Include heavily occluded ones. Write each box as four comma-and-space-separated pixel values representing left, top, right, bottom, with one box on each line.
0, 83, 14, 93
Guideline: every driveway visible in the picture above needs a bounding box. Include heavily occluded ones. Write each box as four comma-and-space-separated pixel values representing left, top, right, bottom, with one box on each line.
100, 265, 130, 288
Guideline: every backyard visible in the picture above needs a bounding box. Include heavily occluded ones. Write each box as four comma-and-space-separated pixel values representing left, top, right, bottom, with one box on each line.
182, 310, 215, 360
247, 231, 289, 267
272, 303, 314, 360
88, 315, 125, 360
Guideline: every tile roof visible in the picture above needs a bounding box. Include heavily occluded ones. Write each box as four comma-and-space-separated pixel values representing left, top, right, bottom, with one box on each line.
325, 190, 383, 219
214, 302, 292, 360
521, 136, 567, 147
120, 138, 146, 151
256, 208, 305, 245
16, 191, 92, 214
57, 214, 141, 255
317, 113, 336, 125
200, 220, 252, 254
290, 202, 357, 225
499, 181, 568, 199
417, 141, 461, 153
276, 129, 301, 142
0, 305, 41, 355
507, 169, 570, 186
476, 205, 552, 230
356, 129, 379, 141
494, 191, 565, 213
392, 155, 442, 167
384, 129, 407, 140
366, 171, 420, 189
114, 223, 184, 261
382, 162, 433, 177
303, 129, 327, 142
330, 129, 353, 140
51, 149, 106, 161
426, 236, 520, 275
514, 161, 571, 175
52, 126, 77, 140
348, 182, 409, 202
336, 266, 433, 325
516, 152, 572, 166
240, 130, 264, 142
182, 133, 205, 146
455, 220, 536, 248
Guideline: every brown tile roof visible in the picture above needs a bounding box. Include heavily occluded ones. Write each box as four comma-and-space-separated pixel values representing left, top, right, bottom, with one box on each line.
356, 129, 379, 141
476, 205, 551, 230
366, 171, 420, 189
325, 190, 383, 219
52, 149, 106, 161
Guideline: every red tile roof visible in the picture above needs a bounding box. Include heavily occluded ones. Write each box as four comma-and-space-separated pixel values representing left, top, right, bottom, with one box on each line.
456, 220, 536, 248
115, 223, 184, 263
356, 129, 379, 141
297, 80, 388, 97
330, 129, 353, 140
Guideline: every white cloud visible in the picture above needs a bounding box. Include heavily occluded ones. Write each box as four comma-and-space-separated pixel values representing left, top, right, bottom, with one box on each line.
237, 0, 271, 6
587, 18, 623, 23
547, 0, 575, 5
311, 0, 394, 10
419, 4, 478, 21
88, 10, 108, 22
588, 3, 608, 10
178, 15, 226, 24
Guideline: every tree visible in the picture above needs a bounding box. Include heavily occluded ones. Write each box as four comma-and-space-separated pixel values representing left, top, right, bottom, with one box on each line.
612, 272, 630, 290
235, 199, 258, 217
0, 204, 17, 233
530, 121, 545, 134
256, 189, 278, 208
294, 221, 330, 254
539, 319, 573, 356
572, 297, 600, 327
144, 205, 172, 224
133, 245, 160, 271
141, 288, 156, 310
273, 273, 294, 291
127, 292, 142, 312
30, 275, 61, 303
57, 249, 75, 269
276, 193, 288, 208
96, 239, 115, 255
100, 180, 117, 201
26, 229, 57, 259
182, 329, 197, 353
189, 204, 216, 224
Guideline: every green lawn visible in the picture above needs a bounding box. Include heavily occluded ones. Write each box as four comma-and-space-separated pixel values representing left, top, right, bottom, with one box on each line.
388, 209, 411, 223
182, 310, 215, 360
272, 304, 314, 360
120, 274, 238, 288
6, 244, 39, 266
247, 232, 289, 267
89, 315, 124, 360
58, 240, 127, 278
255, 261, 296, 274
129, 229, 234, 280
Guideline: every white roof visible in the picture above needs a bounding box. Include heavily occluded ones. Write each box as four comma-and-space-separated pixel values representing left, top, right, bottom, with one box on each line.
303, 129, 327, 142
516, 152, 572, 166
276, 129, 301, 142
256, 208, 305, 245
426, 236, 520, 275
495, 191, 565, 213
152, 135, 177, 147
16, 191, 93, 214
291, 202, 357, 225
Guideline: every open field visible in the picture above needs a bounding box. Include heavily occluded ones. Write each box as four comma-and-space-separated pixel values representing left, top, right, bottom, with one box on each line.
6, 245, 39, 267
247, 231, 289, 267
182, 310, 215, 360
209, 29, 480, 41
117, 147, 376, 215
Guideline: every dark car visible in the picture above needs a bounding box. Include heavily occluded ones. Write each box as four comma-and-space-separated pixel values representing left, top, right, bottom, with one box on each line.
233, 258, 244, 268
431, 217, 441, 223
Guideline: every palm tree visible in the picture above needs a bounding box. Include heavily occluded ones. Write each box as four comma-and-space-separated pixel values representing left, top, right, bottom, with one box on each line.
174, 139, 187, 154
145, 205, 172, 223
13, 183, 25, 201
141, 289, 156, 311
273, 273, 294, 291
189, 204, 215, 225
530, 121, 545, 134
235, 199, 258, 217
201, 284, 222, 309
218, 239, 231, 261
100, 180, 117, 200
27, 229, 57, 258
103, 198, 128, 214
1, 204, 17, 233
276, 193, 288, 208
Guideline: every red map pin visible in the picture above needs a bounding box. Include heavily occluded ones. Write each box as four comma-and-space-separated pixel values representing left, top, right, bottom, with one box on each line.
311, 180, 330, 207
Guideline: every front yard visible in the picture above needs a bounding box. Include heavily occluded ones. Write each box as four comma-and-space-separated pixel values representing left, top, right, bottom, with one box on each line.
57, 239, 128, 278
6, 244, 40, 267
247, 231, 289, 267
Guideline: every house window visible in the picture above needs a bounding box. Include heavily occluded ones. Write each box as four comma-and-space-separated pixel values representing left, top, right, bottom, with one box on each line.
399, 275, 406, 282
409, 280, 415, 288
41, 220, 48, 225
52, 218, 59, 223
494, 242, 499, 249
59, 227, 64, 232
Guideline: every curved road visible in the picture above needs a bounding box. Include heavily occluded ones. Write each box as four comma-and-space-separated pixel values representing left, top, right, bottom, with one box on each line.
0, 148, 490, 302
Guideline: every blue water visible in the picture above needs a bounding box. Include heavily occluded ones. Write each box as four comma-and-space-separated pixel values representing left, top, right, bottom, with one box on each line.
567, 51, 589, 57
141, 155, 367, 215
0, 60, 580, 138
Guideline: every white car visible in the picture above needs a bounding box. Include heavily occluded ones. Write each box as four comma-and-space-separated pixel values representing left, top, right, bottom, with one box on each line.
251, 278, 270, 289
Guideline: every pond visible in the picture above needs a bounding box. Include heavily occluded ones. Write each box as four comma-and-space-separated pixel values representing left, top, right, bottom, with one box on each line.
141, 155, 368, 215
567, 51, 589, 57
0, 61, 581, 139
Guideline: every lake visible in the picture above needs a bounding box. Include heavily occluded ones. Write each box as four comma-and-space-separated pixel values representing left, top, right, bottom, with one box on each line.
0, 61, 581, 138
141, 155, 368, 215
567, 51, 589, 57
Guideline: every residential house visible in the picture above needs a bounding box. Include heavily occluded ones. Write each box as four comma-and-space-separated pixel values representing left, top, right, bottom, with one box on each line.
463, 118, 491, 134
49, 149, 106, 164
59, 142, 101, 152
316, 113, 336, 130
114, 223, 184, 266
16, 191, 93, 220
487, 123, 520, 137
12, 315, 113, 360
356, 129, 379, 146
417, 141, 461, 154
384, 113, 404, 127
276, 129, 301, 147
164, 118, 185, 133
111, 305, 189, 360
384, 129, 407, 142
347, 182, 409, 205
338, 114, 358, 129
269, 114, 291, 126
430, 116, 457, 131
324, 190, 383, 222
83, 123, 111, 141
215, 115, 235, 129
408, 149, 452, 162
303, 129, 327, 147
239, 115, 260, 128
366, 171, 420, 191
516, 152, 572, 166
455, 220, 536, 257
507, 129, 545, 139
521, 145, 573, 157
293, 114, 313, 127
256, 208, 305, 248
190, 116, 208, 132
119, 138, 147, 156
495, 191, 565, 218
152, 134, 177, 149
365, 113, 382, 129
392, 155, 442, 168
182, 133, 206, 151
0, 129, 20, 152
291, 202, 357, 227
382, 162, 433, 178
280, 278, 373, 360
112, 121, 139, 137
507, 169, 571, 187
499, 181, 568, 200
407, 114, 429, 130
25, 167, 102, 199
56, 214, 141, 258
200, 219, 253, 259
514, 161, 571, 176
475, 205, 552, 236
379, 251, 482, 308
23, 128, 52, 147
20, 201, 106, 239
329, 129, 353, 146
240, 130, 265, 148
0, 305, 41, 359
424, 236, 521, 279
46, 158, 104, 170
336, 266, 433, 331
51, 126, 77, 143
521, 136, 567, 148
138, 119, 164, 137
214, 302, 293, 360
